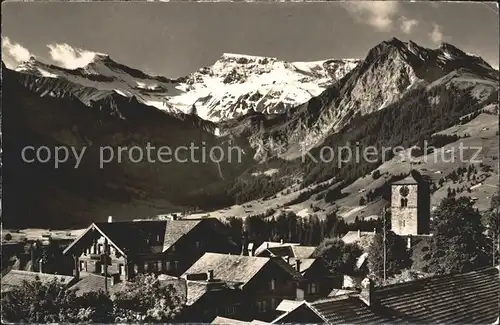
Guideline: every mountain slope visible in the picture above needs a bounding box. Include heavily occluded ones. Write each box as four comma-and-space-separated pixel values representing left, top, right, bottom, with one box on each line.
231, 38, 499, 161
1, 66, 253, 228
14, 53, 360, 122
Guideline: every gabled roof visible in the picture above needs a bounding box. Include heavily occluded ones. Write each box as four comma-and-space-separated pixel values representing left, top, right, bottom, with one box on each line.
341, 231, 376, 245
212, 316, 270, 325
375, 266, 500, 324
288, 258, 317, 275
310, 296, 398, 324
272, 295, 397, 324
182, 253, 303, 288
1, 270, 75, 293
254, 241, 300, 257
162, 219, 202, 252
290, 246, 316, 259
392, 174, 418, 185
63, 218, 218, 256
69, 273, 119, 296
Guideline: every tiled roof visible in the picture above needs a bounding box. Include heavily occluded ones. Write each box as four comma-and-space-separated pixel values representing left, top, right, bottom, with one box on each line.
392, 174, 418, 185
162, 219, 202, 252
1, 270, 75, 292
69, 273, 118, 296
211, 316, 248, 325
64, 218, 221, 255
375, 266, 500, 324
310, 296, 397, 324
212, 316, 270, 324
288, 258, 316, 274
186, 280, 242, 307
276, 299, 302, 312
254, 242, 300, 257
341, 231, 375, 245
186, 281, 210, 305
183, 253, 302, 288
290, 246, 316, 259
266, 245, 294, 257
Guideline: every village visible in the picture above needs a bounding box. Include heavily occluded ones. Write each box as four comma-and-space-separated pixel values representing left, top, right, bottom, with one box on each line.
1, 170, 499, 324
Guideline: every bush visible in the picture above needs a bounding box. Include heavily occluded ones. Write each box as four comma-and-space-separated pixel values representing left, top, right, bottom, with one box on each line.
4, 233, 12, 241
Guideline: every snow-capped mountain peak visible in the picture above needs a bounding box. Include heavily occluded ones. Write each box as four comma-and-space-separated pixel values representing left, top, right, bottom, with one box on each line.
169, 53, 361, 121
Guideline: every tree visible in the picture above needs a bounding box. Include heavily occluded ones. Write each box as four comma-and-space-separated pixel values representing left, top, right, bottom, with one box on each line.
428, 197, 490, 274
368, 231, 412, 280
312, 238, 363, 275
1, 277, 113, 323
4, 233, 12, 241
113, 274, 184, 322
483, 191, 500, 266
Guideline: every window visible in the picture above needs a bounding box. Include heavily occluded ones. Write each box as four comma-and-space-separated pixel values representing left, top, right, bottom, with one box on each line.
196, 241, 201, 249
257, 300, 267, 313
119, 264, 125, 275
311, 282, 318, 294
271, 298, 277, 310
402, 220, 406, 227
79, 261, 85, 271
400, 198, 408, 207
171, 245, 176, 252
97, 244, 103, 254
174, 261, 179, 269
166, 261, 171, 270
157, 261, 162, 271
269, 279, 276, 291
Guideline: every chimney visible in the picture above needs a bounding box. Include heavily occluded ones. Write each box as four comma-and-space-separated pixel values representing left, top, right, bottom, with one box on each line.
39, 259, 43, 274
373, 228, 376, 234
360, 278, 376, 306
296, 259, 301, 273
108, 216, 113, 223
407, 236, 412, 249
207, 269, 214, 281
248, 243, 254, 256
280, 239, 284, 245
358, 230, 361, 238
266, 242, 269, 249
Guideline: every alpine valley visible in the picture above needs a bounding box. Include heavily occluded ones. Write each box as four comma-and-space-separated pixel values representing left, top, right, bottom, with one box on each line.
2, 38, 498, 228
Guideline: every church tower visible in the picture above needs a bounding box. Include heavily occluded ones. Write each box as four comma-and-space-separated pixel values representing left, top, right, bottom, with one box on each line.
390, 171, 430, 235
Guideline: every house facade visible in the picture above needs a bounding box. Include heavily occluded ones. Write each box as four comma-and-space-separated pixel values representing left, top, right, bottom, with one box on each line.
182, 253, 305, 321
62, 218, 239, 282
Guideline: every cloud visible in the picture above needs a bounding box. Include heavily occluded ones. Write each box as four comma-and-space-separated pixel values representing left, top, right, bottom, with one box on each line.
2, 37, 32, 68
343, 1, 401, 31
47, 43, 97, 69
429, 24, 444, 44
400, 17, 419, 34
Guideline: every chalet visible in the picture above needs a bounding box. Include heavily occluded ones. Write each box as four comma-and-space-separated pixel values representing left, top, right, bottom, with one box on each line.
285, 257, 341, 300
182, 253, 305, 321
180, 271, 251, 323
271, 266, 500, 324
62, 217, 239, 282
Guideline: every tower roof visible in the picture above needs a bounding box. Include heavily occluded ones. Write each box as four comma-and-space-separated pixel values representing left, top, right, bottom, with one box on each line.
392, 174, 419, 185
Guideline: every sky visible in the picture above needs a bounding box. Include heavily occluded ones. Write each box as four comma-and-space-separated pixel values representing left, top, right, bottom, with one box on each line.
2, 1, 499, 78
